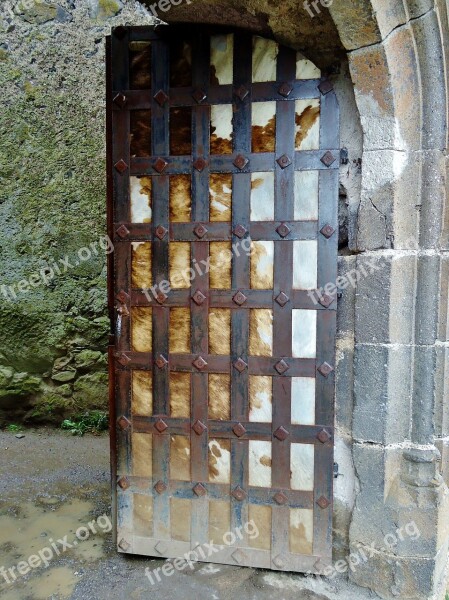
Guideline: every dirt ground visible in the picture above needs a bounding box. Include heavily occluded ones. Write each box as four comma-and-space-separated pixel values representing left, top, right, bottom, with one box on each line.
0, 429, 378, 600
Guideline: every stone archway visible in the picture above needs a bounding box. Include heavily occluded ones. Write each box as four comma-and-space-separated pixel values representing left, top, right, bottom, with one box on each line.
142, 2, 449, 599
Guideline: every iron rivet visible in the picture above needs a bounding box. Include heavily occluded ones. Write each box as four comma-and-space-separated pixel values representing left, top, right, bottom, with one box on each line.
155, 355, 168, 369
154, 481, 167, 494
114, 159, 128, 174
153, 157, 168, 173
117, 415, 131, 430
192, 420, 207, 435
317, 362, 334, 377
273, 492, 288, 505
193, 157, 208, 172
232, 486, 247, 501
233, 358, 248, 373
193, 483, 207, 497
274, 359, 290, 374
116, 224, 130, 239
317, 496, 330, 509
233, 224, 247, 239
155, 225, 168, 240
235, 85, 249, 101
113, 92, 127, 108
278, 82, 293, 97
275, 292, 289, 307
318, 79, 333, 95
233, 422, 247, 437
154, 419, 168, 433
274, 426, 289, 441
193, 356, 208, 370
321, 151, 336, 167
320, 224, 335, 238
154, 89, 169, 106
192, 290, 206, 305
233, 154, 249, 170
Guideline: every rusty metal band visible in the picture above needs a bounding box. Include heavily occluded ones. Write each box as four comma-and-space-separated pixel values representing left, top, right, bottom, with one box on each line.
111, 30, 132, 491
189, 31, 211, 546
133, 415, 333, 442
149, 36, 171, 541
106, 38, 118, 546
117, 478, 314, 508
271, 44, 297, 567
130, 150, 340, 175
115, 353, 317, 377
312, 86, 339, 561
113, 220, 317, 242
229, 31, 253, 544
112, 79, 322, 110
130, 289, 333, 311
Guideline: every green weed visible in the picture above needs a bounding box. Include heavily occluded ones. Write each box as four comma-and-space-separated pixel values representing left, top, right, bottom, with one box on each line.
61, 411, 108, 436
5, 424, 23, 432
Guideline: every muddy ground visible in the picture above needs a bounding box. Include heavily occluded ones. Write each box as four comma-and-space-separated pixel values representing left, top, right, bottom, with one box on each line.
0, 429, 378, 600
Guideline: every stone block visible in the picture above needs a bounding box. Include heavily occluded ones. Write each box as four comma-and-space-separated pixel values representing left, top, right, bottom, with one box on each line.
349, 44, 394, 116
337, 256, 357, 338
351, 444, 447, 564
418, 150, 447, 249
371, 0, 407, 38
434, 345, 449, 439
438, 256, 449, 342
354, 344, 412, 444
384, 26, 421, 151
329, 0, 381, 50
349, 546, 446, 600
335, 338, 354, 433
388, 254, 416, 344
411, 11, 447, 152
355, 254, 392, 344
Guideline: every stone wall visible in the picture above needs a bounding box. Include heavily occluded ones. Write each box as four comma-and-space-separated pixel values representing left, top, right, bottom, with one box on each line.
0, 0, 155, 424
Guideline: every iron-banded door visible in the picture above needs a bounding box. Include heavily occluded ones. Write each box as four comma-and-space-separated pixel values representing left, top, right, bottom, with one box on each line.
108, 25, 339, 573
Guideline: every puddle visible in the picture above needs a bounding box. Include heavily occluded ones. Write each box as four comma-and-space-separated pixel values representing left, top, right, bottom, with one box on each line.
1, 566, 78, 600
0, 498, 111, 599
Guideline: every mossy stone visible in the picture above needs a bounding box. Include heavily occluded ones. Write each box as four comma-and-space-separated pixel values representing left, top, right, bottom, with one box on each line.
73, 372, 108, 411
19, 1, 58, 24
51, 370, 76, 383
74, 350, 107, 371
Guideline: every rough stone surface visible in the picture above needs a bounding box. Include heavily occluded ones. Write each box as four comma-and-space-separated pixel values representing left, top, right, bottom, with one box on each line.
144, 0, 346, 69
0, 0, 154, 425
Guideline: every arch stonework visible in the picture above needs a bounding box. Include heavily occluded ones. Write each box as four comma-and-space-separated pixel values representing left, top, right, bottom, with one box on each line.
146, 1, 449, 598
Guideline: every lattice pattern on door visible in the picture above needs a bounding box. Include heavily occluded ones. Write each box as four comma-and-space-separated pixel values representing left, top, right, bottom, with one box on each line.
107, 25, 339, 573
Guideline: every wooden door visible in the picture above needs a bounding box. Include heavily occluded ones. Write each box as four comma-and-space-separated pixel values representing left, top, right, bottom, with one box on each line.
107, 25, 339, 573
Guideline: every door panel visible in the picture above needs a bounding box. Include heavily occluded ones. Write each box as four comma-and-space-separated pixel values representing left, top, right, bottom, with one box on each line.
107, 25, 339, 573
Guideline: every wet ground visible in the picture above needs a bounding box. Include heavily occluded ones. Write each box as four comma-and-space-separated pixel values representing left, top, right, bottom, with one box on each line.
0, 429, 378, 600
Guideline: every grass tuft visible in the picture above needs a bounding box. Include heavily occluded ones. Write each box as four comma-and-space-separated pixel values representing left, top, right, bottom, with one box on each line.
61, 411, 108, 436
5, 424, 23, 432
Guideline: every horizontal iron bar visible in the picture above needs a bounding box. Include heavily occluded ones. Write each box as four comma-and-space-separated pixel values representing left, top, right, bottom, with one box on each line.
113, 221, 318, 242
130, 151, 340, 175
113, 80, 322, 109
115, 352, 317, 377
